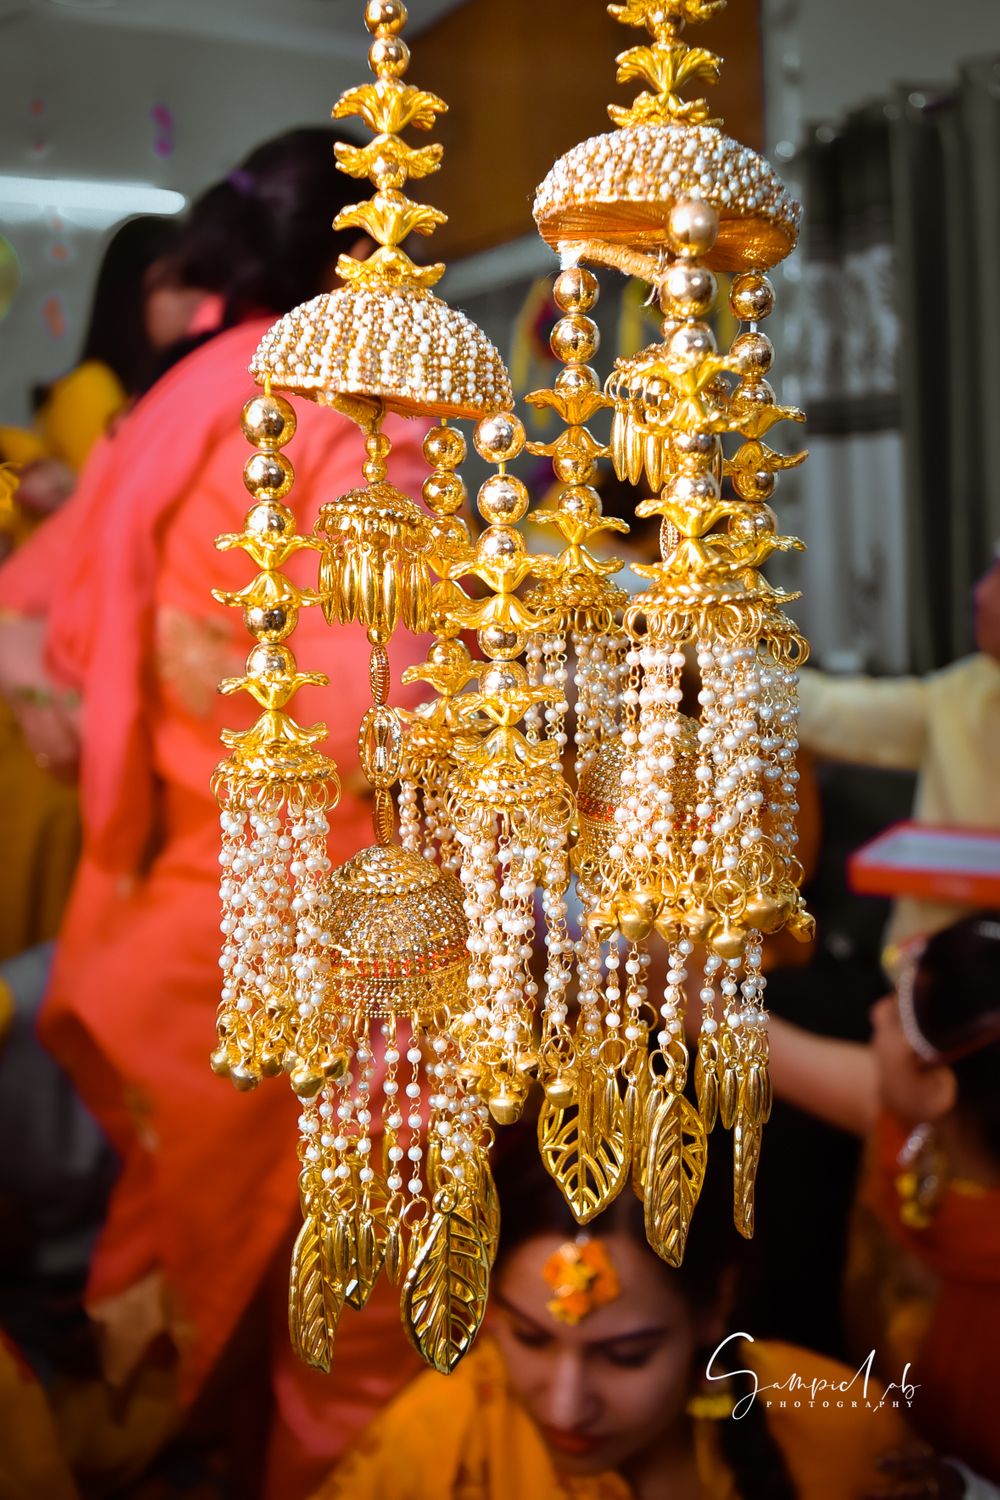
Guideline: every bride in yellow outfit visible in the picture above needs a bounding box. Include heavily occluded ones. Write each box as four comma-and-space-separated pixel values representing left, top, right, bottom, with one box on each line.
312, 1133, 933, 1500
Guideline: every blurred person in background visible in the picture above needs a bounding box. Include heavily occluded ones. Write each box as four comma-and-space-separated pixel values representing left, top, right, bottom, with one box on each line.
0, 216, 184, 970
313, 1133, 923, 1500
764, 912, 1000, 1487
0, 213, 180, 545
0, 127, 428, 1496
796, 554, 1000, 972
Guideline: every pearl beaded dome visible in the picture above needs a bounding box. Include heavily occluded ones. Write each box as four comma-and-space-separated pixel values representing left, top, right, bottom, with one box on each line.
250, 284, 513, 421
533, 123, 801, 273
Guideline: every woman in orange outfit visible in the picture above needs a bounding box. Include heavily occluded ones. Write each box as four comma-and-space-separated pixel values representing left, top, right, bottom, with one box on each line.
313, 1136, 923, 1500
0, 130, 427, 1495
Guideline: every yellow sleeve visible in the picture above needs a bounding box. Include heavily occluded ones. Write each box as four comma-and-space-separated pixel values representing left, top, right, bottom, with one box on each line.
0, 427, 47, 467
797, 667, 928, 773
40, 361, 126, 471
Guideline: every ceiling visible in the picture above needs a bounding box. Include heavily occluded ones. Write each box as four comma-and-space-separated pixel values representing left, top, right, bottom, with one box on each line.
22, 0, 462, 53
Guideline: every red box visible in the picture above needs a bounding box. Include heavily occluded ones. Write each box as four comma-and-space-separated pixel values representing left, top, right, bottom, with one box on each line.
848, 821, 1000, 907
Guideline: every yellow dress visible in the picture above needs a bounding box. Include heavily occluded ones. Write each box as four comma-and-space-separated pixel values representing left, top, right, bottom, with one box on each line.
311, 1336, 909, 1500
0, 363, 117, 967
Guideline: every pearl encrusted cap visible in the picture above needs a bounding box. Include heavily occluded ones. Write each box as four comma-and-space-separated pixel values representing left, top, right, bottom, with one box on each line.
251, 283, 513, 421
533, 123, 801, 273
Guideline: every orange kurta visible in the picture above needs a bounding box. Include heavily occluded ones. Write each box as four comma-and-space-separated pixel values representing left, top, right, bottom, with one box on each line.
0, 321, 429, 1476
311, 1335, 910, 1500
858, 1113, 1000, 1481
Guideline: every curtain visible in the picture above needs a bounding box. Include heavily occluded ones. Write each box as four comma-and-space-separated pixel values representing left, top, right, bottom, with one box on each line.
794, 56, 1000, 673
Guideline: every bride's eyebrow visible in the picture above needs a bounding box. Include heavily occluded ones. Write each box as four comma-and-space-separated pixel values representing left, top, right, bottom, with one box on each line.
494, 1292, 548, 1334
590, 1327, 669, 1351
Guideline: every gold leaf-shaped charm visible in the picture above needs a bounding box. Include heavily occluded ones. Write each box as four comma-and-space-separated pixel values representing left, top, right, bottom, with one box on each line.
695, 1036, 719, 1132
733, 1113, 762, 1240
288, 1215, 343, 1373
331, 1172, 391, 1311
385, 1223, 403, 1285
627, 1069, 653, 1199
719, 1062, 740, 1131
538, 1070, 630, 1225
401, 1187, 491, 1374
642, 1092, 707, 1267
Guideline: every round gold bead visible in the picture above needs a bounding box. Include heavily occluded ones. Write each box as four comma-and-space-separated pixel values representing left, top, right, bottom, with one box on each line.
668, 197, 720, 257
550, 314, 599, 364
476, 525, 525, 566
732, 469, 776, 502
729, 504, 778, 539
554, 363, 600, 397
731, 272, 775, 322
731, 330, 774, 377
247, 642, 296, 677
480, 658, 528, 698
243, 603, 295, 642
660, 262, 716, 319
260, 1049, 284, 1079
478, 472, 529, 525
246, 500, 295, 537
730, 379, 776, 419
672, 431, 719, 463
474, 412, 525, 464
668, 322, 716, 364
553, 266, 599, 314
423, 424, 467, 471
364, 0, 407, 33
369, 34, 409, 76
423, 470, 467, 516
241, 392, 296, 451
666, 471, 721, 505
243, 450, 294, 500
553, 451, 596, 486
478, 624, 525, 660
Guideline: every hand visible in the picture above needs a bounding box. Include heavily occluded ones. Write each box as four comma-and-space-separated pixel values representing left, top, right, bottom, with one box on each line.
0, 614, 80, 779
17, 458, 76, 517
867, 1447, 967, 1499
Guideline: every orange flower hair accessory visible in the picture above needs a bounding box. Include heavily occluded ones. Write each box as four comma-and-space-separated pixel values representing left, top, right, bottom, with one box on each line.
543, 1237, 622, 1326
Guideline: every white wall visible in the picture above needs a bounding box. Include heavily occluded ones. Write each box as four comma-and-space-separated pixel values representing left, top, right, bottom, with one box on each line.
764, 0, 998, 157
0, 11, 381, 424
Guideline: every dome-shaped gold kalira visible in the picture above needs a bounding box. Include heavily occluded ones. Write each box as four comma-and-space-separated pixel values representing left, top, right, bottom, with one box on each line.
533, 124, 800, 273
573, 735, 630, 882
249, 284, 513, 421
316, 481, 434, 636
573, 718, 701, 883
325, 844, 469, 1019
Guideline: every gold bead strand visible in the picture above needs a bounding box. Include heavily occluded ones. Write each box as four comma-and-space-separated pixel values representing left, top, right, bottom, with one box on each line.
212, 390, 337, 1094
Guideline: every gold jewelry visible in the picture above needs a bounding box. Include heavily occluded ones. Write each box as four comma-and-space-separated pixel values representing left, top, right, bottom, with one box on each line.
211, 0, 812, 1377
543, 1237, 622, 1325
895, 1123, 949, 1229
687, 1388, 736, 1421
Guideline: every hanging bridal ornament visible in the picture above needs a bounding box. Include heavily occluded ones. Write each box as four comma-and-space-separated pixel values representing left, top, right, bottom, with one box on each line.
212, 0, 813, 1377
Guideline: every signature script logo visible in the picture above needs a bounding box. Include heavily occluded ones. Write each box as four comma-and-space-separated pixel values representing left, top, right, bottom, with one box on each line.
706, 1333, 920, 1419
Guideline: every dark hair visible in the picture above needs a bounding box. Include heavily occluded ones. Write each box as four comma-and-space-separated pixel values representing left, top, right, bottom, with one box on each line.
41, 215, 178, 405
913, 911, 1000, 1160
493, 1131, 794, 1500
153, 126, 363, 329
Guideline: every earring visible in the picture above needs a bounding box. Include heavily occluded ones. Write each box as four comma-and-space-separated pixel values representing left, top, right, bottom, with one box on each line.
895, 1123, 948, 1229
